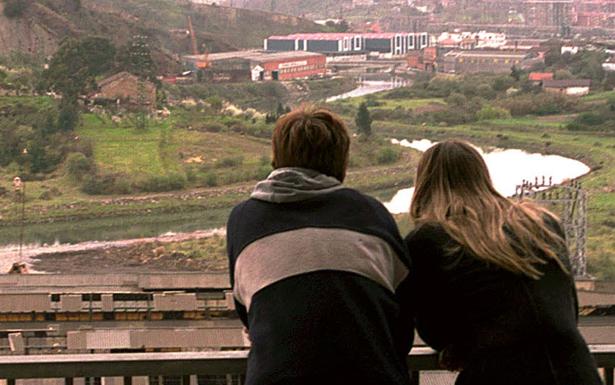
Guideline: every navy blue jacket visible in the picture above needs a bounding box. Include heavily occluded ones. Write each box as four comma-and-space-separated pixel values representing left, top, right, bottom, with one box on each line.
406, 221, 602, 385
227, 188, 414, 385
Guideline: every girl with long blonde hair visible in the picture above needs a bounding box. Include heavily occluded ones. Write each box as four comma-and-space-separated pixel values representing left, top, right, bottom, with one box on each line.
405, 140, 601, 385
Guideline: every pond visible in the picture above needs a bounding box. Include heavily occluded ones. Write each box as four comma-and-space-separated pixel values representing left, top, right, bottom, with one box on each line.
384, 139, 592, 214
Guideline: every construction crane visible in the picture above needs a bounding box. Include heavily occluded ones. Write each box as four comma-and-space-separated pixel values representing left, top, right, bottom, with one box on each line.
187, 15, 209, 69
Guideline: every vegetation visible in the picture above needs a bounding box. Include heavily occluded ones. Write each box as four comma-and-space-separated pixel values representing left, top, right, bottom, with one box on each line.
2, 0, 30, 18
329, 84, 615, 280
355, 102, 372, 137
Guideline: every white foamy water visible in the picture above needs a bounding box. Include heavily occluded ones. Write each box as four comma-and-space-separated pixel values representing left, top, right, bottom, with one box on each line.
327, 80, 404, 102
384, 139, 591, 214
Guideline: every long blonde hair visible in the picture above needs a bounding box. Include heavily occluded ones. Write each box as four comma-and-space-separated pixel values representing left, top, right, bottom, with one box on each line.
410, 140, 567, 279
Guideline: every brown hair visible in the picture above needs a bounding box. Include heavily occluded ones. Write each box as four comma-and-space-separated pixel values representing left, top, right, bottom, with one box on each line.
410, 140, 567, 279
272, 105, 350, 182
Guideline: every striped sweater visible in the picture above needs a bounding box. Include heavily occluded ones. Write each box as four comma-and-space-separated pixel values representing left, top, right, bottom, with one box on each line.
227, 168, 414, 385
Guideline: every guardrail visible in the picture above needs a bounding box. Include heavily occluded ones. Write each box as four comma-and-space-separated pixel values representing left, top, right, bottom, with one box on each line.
0, 345, 613, 385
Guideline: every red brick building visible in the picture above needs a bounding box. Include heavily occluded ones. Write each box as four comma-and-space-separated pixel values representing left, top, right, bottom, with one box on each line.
184, 51, 326, 82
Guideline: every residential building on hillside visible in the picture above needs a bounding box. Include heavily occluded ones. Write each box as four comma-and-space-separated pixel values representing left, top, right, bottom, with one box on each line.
542, 79, 591, 95
90, 72, 157, 109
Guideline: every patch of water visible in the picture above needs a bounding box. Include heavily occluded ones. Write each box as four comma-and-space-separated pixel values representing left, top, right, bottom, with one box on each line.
385, 139, 591, 214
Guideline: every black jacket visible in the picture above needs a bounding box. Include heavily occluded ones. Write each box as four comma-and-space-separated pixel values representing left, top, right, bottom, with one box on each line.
227, 188, 414, 385
405, 221, 602, 385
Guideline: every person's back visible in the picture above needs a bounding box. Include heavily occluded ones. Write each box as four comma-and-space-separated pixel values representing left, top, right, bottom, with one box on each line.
227, 107, 413, 385
404, 140, 602, 385
407, 221, 600, 385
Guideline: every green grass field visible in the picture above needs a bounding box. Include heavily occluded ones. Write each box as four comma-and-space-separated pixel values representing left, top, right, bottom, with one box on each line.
338, 96, 445, 110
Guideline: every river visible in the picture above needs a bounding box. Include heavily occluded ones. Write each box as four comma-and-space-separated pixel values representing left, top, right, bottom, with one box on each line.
326, 76, 410, 102
384, 139, 591, 214
0, 140, 591, 272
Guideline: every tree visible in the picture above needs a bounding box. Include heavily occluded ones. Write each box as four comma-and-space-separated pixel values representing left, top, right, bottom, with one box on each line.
554, 69, 574, 80
43, 37, 115, 132
44, 36, 116, 104
2, 0, 31, 18
117, 35, 156, 80
510, 65, 522, 81
355, 102, 372, 137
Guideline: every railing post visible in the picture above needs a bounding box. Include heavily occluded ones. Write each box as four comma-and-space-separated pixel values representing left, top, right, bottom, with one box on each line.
65, 378, 74, 385
181, 375, 190, 385
410, 370, 420, 385
124, 376, 133, 385
605, 367, 614, 385
7, 379, 15, 385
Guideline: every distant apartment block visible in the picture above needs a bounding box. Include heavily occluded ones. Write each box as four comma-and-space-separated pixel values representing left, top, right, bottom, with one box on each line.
524, 0, 574, 26
264, 32, 430, 58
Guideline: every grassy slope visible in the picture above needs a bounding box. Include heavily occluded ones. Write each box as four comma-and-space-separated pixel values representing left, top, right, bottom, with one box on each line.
0, 101, 417, 225
337, 97, 445, 110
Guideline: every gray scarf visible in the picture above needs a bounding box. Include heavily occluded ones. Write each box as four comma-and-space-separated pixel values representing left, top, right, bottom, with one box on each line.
251, 167, 343, 203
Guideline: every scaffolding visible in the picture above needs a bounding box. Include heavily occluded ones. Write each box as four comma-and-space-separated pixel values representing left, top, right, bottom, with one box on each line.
514, 177, 588, 277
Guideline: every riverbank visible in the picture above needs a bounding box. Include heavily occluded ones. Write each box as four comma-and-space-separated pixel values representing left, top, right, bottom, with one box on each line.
375, 118, 615, 279
28, 230, 228, 274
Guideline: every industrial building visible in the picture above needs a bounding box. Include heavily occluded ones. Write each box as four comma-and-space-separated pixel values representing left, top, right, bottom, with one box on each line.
440, 50, 535, 74
183, 50, 327, 82
0, 273, 248, 355
264, 32, 430, 58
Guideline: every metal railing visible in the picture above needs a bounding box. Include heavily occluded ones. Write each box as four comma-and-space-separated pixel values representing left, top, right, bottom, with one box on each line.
0, 345, 613, 385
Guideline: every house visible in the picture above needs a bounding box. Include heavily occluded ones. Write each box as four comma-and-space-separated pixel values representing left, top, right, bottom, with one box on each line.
542, 79, 591, 96
529, 72, 554, 83
407, 47, 437, 72
91, 72, 156, 108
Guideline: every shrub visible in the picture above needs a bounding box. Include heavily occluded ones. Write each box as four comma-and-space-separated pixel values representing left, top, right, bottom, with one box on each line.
566, 112, 609, 131
81, 173, 132, 195
65, 152, 95, 181
57, 103, 80, 131
202, 122, 225, 133
492, 76, 514, 92
206, 96, 223, 110
215, 156, 244, 168
136, 173, 187, 193
383, 87, 415, 99
498, 92, 578, 116
3, 0, 30, 18
476, 105, 512, 121
203, 172, 218, 187
377, 147, 401, 165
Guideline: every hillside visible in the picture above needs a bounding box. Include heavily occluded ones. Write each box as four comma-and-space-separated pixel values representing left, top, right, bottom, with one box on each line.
239, 0, 352, 18
0, 0, 325, 65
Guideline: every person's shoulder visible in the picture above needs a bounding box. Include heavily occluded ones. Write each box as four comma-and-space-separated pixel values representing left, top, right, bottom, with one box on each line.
335, 187, 390, 213
405, 222, 450, 244
227, 199, 261, 228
